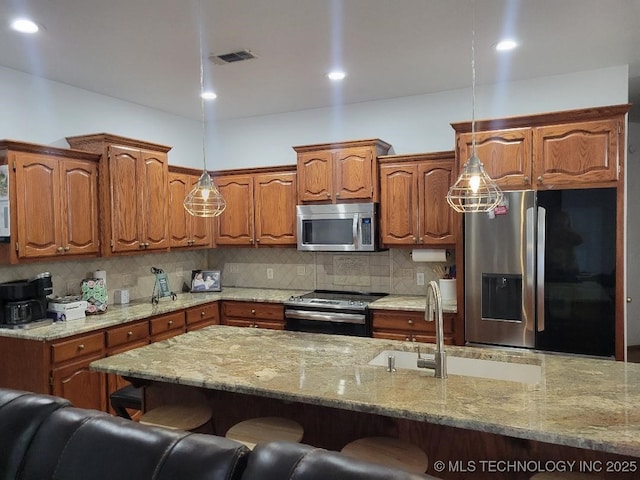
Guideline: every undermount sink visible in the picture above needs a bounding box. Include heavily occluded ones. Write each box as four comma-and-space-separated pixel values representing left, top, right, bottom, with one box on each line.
368, 350, 542, 384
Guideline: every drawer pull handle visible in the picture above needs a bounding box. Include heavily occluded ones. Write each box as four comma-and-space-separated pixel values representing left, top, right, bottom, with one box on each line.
78, 344, 85, 350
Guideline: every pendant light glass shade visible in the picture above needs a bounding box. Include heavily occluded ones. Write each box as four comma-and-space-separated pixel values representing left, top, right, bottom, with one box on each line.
184, 170, 226, 217
183, 0, 226, 218
446, 0, 503, 213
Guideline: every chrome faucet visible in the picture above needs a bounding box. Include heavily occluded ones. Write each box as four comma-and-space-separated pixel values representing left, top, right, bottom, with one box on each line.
416, 280, 447, 378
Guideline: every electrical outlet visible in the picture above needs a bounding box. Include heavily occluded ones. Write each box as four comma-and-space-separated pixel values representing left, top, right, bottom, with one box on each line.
296, 265, 305, 276
267, 268, 274, 280
416, 272, 425, 286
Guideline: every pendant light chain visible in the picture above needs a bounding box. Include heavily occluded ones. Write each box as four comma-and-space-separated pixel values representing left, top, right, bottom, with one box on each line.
445, 0, 503, 213
183, 0, 226, 217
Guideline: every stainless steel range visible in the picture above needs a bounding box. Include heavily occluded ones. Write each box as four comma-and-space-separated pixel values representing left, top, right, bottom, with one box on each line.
284, 290, 387, 337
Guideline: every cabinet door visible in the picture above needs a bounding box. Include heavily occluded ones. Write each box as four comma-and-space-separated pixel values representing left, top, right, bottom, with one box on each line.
109, 146, 143, 252
168, 172, 190, 247
458, 128, 533, 189
141, 150, 169, 250
533, 118, 620, 187
333, 147, 374, 201
254, 171, 297, 245
13, 153, 62, 258
297, 150, 333, 203
418, 161, 456, 245
188, 174, 214, 247
215, 175, 254, 245
379, 163, 419, 245
51, 355, 106, 411
60, 159, 100, 255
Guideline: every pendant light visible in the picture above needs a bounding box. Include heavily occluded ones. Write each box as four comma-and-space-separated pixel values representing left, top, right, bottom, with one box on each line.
446, 1, 503, 213
184, 0, 226, 217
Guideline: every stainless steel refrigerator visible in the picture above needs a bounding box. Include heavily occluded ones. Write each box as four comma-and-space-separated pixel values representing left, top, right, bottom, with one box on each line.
464, 189, 616, 357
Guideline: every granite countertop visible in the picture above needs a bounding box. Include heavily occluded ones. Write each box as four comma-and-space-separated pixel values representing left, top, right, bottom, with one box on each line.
91, 326, 640, 458
0, 288, 449, 341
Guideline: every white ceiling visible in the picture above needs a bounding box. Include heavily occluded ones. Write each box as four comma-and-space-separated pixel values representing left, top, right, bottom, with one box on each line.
2, 0, 640, 121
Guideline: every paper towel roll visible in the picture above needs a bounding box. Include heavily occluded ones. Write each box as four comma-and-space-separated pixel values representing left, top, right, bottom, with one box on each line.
411, 249, 447, 262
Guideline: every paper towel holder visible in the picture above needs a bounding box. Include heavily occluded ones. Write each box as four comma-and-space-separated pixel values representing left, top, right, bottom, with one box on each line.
410, 249, 450, 262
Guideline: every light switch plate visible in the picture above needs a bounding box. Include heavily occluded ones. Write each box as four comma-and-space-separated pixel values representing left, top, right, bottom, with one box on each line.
267, 268, 274, 279
417, 272, 425, 286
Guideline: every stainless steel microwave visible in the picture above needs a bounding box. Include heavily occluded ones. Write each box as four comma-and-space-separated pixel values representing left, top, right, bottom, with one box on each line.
296, 203, 379, 252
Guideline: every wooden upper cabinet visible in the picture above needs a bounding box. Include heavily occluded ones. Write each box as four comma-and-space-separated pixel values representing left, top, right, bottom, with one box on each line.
379, 152, 457, 247
294, 139, 391, 204
457, 128, 533, 189
215, 167, 297, 247
533, 118, 621, 187
451, 104, 629, 191
0, 142, 100, 263
254, 171, 297, 245
168, 170, 213, 249
215, 174, 254, 245
66, 133, 172, 255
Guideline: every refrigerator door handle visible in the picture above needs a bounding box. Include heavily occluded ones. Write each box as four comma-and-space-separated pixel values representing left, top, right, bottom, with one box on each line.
536, 206, 546, 332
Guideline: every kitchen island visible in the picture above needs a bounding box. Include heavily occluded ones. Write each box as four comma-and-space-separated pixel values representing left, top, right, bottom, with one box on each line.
91, 326, 640, 479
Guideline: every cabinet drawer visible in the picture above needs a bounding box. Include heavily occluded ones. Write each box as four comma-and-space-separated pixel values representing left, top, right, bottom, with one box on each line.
185, 302, 219, 325
149, 311, 185, 336
223, 301, 283, 321
51, 332, 104, 365
106, 321, 149, 349
371, 311, 454, 334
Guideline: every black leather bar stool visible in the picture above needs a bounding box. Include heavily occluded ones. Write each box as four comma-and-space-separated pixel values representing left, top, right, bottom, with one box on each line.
109, 385, 143, 420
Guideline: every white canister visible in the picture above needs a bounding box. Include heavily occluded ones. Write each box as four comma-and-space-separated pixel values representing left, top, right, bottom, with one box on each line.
439, 278, 456, 307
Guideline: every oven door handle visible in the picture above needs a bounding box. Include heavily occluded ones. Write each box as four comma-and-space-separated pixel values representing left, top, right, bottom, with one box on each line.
285, 309, 366, 325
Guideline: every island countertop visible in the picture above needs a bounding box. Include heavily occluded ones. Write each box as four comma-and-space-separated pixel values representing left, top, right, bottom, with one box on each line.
90, 325, 640, 458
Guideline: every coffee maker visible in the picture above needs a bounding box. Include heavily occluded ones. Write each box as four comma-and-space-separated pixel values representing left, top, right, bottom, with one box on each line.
0, 272, 53, 329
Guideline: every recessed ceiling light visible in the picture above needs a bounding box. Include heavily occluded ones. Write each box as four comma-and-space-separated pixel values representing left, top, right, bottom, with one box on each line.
201, 91, 217, 100
327, 71, 346, 81
495, 39, 518, 52
11, 18, 39, 34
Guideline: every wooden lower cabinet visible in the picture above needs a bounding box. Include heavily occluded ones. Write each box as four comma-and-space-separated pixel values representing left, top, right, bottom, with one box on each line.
371, 310, 458, 345
0, 301, 223, 416
149, 311, 186, 342
221, 301, 285, 330
186, 302, 220, 331
50, 331, 106, 411
51, 354, 106, 411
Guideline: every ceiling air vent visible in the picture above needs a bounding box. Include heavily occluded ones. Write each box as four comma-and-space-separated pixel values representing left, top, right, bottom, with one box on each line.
209, 49, 257, 65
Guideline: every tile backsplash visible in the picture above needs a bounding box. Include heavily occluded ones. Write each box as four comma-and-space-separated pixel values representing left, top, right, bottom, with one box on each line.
0, 247, 454, 304
209, 247, 455, 295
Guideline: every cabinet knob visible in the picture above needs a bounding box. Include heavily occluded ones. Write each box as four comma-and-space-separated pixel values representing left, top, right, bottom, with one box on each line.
537, 176, 543, 183
405, 336, 410, 341
251, 309, 256, 314
412, 237, 417, 243
335, 192, 340, 197
256, 238, 260, 243
254, 324, 259, 328
168, 320, 173, 326
419, 237, 423, 243
139, 243, 145, 249
524, 176, 530, 183
64, 246, 70, 251
78, 344, 85, 351
57, 246, 64, 252
127, 331, 133, 337
627, 297, 632, 303
249, 239, 254, 244
326, 192, 331, 197
411, 336, 417, 342
407, 320, 413, 325
200, 311, 205, 316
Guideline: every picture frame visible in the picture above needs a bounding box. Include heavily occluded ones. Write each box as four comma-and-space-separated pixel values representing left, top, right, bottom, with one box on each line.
190, 270, 221, 292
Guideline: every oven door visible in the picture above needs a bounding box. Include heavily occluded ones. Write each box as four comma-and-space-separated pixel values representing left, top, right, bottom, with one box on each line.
284, 308, 370, 337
